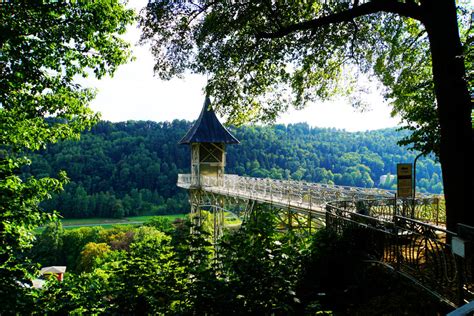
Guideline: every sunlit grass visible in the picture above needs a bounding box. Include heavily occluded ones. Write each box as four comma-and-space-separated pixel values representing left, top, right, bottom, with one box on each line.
36, 214, 188, 232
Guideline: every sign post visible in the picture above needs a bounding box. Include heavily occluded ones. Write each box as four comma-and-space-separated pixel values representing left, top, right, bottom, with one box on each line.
397, 163, 413, 198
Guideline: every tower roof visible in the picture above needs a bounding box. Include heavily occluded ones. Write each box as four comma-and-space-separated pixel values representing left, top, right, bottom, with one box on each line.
179, 96, 240, 144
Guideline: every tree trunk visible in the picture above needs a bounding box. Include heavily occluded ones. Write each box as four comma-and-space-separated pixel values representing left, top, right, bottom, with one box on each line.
423, 0, 473, 232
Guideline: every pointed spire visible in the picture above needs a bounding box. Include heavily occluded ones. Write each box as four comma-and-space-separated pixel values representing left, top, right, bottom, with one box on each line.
203, 94, 211, 111
179, 95, 239, 144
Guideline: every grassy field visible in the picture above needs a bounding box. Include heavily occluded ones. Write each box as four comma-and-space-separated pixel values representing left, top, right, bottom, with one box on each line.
37, 212, 242, 232
56, 214, 187, 230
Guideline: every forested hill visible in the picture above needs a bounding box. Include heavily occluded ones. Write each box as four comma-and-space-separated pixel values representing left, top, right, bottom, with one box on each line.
23, 120, 443, 219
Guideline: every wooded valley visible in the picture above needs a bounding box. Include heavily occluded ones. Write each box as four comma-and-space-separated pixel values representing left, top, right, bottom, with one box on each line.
23, 120, 443, 219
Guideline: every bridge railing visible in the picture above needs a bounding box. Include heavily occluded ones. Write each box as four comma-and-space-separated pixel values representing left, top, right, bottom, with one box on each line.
177, 173, 395, 208
335, 198, 445, 226
326, 198, 463, 307
178, 174, 445, 225
399, 197, 445, 226
177, 174, 193, 187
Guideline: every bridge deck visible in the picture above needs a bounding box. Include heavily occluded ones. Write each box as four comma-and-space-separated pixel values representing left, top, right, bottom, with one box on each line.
177, 174, 395, 215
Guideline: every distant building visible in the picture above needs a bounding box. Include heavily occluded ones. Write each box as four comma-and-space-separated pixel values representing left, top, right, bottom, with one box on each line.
40, 266, 67, 282
379, 174, 396, 186
29, 266, 66, 289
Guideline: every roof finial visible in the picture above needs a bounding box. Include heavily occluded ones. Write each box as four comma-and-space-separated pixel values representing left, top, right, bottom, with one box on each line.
203, 94, 212, 111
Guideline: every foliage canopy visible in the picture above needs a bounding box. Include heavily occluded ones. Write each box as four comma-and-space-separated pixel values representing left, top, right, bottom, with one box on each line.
31, 211, 449, 314
0, 1, 134, 312
139, 0, 470, 156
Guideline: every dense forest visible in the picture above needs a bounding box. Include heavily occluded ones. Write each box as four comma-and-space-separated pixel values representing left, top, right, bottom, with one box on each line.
23, 120, 443, 219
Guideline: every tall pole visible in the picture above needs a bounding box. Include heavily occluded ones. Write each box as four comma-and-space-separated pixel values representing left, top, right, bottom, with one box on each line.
413, 152, 425, 198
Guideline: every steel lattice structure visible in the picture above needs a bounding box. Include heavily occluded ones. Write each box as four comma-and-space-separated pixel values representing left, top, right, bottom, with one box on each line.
180, 173, 401, 236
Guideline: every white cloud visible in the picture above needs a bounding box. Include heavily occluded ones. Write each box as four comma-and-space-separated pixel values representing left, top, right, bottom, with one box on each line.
277, 96, 401, 132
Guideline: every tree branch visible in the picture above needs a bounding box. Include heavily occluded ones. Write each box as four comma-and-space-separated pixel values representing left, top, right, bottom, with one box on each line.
256, 0, 423, 39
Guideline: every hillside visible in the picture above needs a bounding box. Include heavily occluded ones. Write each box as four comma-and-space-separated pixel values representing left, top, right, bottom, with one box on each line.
23, 120, 443, 218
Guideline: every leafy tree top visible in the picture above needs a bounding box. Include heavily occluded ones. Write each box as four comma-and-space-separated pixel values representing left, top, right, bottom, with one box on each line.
139, 0, 471, 156
1, 1, 135, 153
0, 2, 135, 312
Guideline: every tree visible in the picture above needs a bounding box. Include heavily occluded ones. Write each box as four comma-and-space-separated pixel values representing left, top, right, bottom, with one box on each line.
144, 216, 174, 233
218, 205, 302, 314
28, 121, 443, 218
140, 1, 472, 231
78, 242, 111, 273
38, 270, 111, 315
0, 1, 134, 312
108, 228, 184, 314
31, 221, 64, 267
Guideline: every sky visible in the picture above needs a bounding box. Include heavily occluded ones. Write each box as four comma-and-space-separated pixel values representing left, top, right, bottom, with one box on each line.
81, 2, 402, 132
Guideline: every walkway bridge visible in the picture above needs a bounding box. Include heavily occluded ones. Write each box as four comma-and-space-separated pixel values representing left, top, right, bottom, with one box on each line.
177, 173, 395, 214
177, 173, 442, 231
177, 173, 399, 232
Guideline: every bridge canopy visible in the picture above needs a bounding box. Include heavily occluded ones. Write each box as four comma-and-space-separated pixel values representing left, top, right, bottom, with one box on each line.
179, 96, 239, 144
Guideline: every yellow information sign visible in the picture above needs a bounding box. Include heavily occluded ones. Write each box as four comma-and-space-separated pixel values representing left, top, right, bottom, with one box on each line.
397, 163, 413, 198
